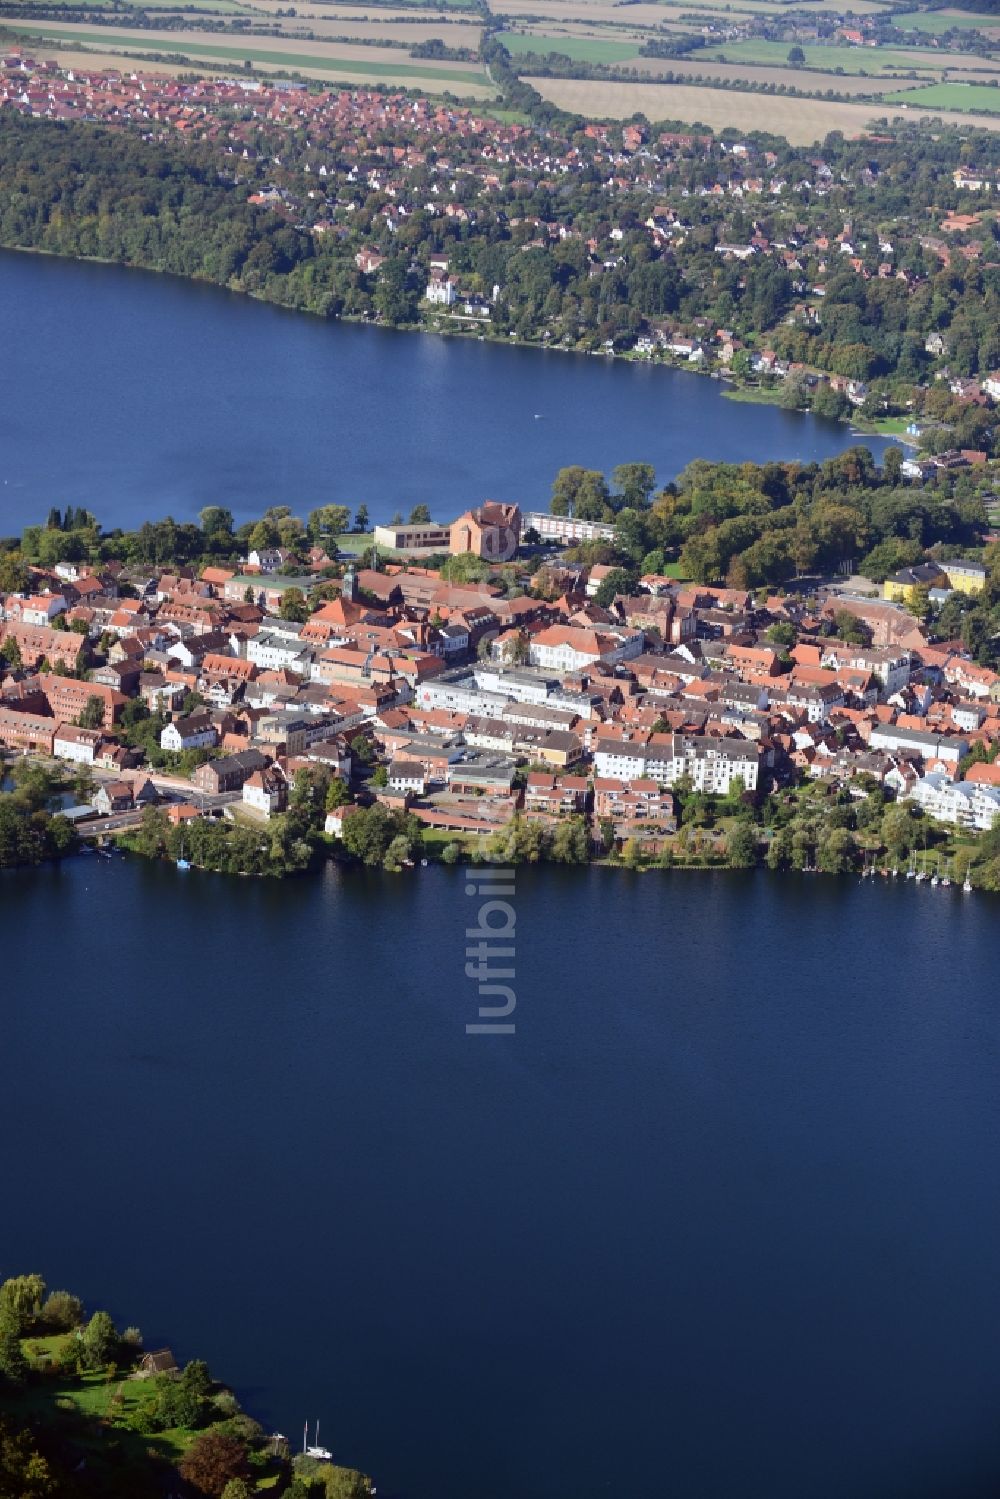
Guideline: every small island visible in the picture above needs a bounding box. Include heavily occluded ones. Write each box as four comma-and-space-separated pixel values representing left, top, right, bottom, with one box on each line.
0, 1271, 374, 1498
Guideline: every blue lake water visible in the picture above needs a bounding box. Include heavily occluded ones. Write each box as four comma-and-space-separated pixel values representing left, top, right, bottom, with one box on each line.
0, 249, 891, 534
2, 858, 1000, 1499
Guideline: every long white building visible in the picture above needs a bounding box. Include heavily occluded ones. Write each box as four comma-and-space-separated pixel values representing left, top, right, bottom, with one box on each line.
594, 734, 760, 794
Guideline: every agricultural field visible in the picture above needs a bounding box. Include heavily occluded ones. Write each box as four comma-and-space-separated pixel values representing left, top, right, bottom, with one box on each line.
884, 79, 1000, 112
300, 15, 480, 41
0, 40, 231, 69
1, 0, 251, 7
497, 28, 643, 61
527, 74, 1000, 139
490, 0, 688, 26
700, 39, 948, 73
890, 8, 1000, 33
5, 17, 497, 88
685, 0, 897, 10
248, 1, 471, 16
629, 53, 930, 93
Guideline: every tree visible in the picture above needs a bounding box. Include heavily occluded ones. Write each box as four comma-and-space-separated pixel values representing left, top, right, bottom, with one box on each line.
79, 1310, 118, 1370
0, 1415, 55, 1496
0, 1329, 27, 1385
766, 621, 795, 648
817, 826, 856, 874
550, 466, 611, 521
0, 1275, 45, 1335
349, 734, 374, 767
76, 695, 105, 730
179, 1431, 249, 1497
612, 462, 656, 511
408, 504, 431, 524
221, 1482, 253, 1499
383, 833, 412, 871
307, 506, 350, 544
354, 505, 369, 533
550, 817, 588, 864
325, 777, 351, 811
0, 551, 30, 595
247, 520, 279, 552
593, 568, 636, 608
881, 803, 916, 860
787, 44, 805, 62
832, 610, 870, 646
41, 1290, 82, 1331
278, 588, 309, 623
199, 507, 234, 540
0, 635, 22, 671
726, 823, 757, 869
621, 837, 643, 868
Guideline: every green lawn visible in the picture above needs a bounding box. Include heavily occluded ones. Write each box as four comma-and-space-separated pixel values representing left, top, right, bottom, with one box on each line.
497, 29, 642, 62
8, 23, 490, 81
723, 384, 786, 407
418, 827, 486, 857
10, 1358, 196, 1465
884, 79, 1000, 111
702, 39, 943, 72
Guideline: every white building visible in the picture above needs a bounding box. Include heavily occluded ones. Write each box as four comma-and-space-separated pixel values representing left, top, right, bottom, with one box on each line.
594, 734, 759, 794
242, 767, 287, 818
907, 773, 1000, 831
425, 276, 457, 306
869, 724, 967, 764
521, 512, 617, 544
247, 631, 314, 673
52, 724, 102, 765
160, 712, 218, 753
528, 625, 644, 674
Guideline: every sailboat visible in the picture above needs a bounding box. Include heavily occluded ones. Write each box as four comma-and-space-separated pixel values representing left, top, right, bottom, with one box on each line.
176, 833, 191, 871
963, 874, 973, 893
306, 1420, 332, 1461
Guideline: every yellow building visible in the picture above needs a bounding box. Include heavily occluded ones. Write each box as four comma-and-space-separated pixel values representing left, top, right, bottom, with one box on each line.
882, 564, 945, 603
940, 558, 988, 594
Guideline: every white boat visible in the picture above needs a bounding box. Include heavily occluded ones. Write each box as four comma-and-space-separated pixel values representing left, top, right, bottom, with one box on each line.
304, 1421, 332, 1461
176, 858, 191, 871
963, 877, 973, 893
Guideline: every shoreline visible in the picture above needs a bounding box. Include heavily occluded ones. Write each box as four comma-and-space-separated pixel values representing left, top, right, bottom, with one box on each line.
101, 839, 991, 892
0, 240, 896, 453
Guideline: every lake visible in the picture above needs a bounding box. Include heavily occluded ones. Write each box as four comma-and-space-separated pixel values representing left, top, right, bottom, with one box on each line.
3, 858, 1000, 1499
0, 250, 892, 535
